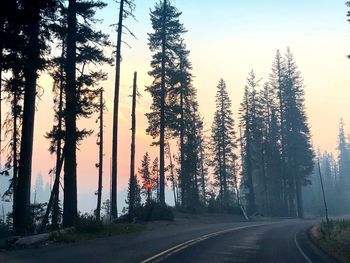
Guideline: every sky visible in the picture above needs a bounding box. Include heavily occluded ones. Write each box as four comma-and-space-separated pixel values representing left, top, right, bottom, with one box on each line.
2, 0, 350, 212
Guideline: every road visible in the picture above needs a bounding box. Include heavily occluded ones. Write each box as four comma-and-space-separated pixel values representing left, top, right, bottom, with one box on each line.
0, 219, 338, 263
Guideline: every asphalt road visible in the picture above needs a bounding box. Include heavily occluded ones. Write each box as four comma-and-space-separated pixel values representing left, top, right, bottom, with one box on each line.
0, 219, 338, 263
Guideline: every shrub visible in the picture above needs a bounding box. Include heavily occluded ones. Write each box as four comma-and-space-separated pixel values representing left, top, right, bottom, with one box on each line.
75, 213, 102, 233
133, 202, 174, 222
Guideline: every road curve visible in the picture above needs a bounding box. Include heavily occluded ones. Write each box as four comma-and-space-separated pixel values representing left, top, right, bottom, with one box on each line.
143, 219, 337, 263
0, 219, 337, 263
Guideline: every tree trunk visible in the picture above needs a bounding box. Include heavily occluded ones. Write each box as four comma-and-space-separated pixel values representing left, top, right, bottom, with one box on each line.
111, 0, 125, 219
12, 91, 18, 232
220, 92, 227, 206
40, 155, 64, 232
96, 88, 104, 221
14, 2, 41, 235
179, 74, 185, 206
199, 140, 206, 204
167, 142, 177, 206
128, 72, 137, 216
63, 0, 78, 227
52, 46, 65, 229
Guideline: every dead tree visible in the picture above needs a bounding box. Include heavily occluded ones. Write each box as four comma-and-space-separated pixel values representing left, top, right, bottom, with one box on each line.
96, 87, 104, 221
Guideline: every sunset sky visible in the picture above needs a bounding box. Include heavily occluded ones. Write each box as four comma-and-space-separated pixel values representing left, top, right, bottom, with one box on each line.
2, 0, 350, 211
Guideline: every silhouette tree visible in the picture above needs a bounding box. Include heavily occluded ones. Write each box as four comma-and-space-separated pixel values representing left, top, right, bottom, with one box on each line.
211, 79, 238, 210
111, 0, 136, 220
14, 0, 59, 235
146, 0, 186, 204
128, 72, 138, 217
139, 152, 152, 204
95, 88, 105, 221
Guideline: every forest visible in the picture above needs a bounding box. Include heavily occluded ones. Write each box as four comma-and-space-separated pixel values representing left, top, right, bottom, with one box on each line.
0, 0, 349, 237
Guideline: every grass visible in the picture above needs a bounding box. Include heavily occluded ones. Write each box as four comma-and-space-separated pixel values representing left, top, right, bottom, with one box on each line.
310, 219, 350, 263
51, 223, 146, 243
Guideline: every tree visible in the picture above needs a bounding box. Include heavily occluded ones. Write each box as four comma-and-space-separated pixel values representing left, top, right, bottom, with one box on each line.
336, 119, 350, 211
211, 79, 238, 210
128, 72, 138, 217
269, 50, 289, 214
61, 0, 110, 227
111, 0, 136, 219
14, 0, 59, 235
63, 0, 78, 228
95, 88, 105, 221
239, 77, 256, 214
146, 0, 186, 204
139, 152, 152, 204
282, 48, 314, 218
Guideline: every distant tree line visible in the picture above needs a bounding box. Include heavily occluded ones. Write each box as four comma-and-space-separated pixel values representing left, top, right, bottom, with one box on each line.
303, 119, 350, 216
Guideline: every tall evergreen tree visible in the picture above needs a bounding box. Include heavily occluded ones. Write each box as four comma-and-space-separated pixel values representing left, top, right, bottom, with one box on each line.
336, 119, 350, 211
146, 0, 186, 204
13, 0, 59, 235
139, 152, 152, 204
283, 48, 314, 218
210, 79, 238, 210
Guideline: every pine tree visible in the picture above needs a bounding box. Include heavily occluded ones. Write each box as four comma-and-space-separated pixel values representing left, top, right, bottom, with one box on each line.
210, 79, 238, 210
337, 119, 350, 211
63, 0, 111, 227
146, 0, 186, 205
139, 152, 152, 204
269, 50, 289, 215
239, 74, 258, 215
13, 0, 59, 235
63, 0, 78, 228
283, 48, 314, 218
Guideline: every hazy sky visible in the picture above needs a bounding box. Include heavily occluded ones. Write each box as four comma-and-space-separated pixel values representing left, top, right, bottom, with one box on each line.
5, 0, 350, 208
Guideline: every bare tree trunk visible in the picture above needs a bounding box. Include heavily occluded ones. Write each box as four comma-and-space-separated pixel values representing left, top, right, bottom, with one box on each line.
12, 91, 19, 231
128, 72, 137, 216
63, 0, 78, 227
14, 2, 41, 235
179, 78, 185, 206
167, 142, 177, 206
96, 88, 104, 221
40, 155, 64, 232
52, 45, 65, 229
111, 0, 125, 219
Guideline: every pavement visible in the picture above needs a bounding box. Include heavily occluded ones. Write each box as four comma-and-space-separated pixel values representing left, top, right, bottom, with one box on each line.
0, 219, 338, 263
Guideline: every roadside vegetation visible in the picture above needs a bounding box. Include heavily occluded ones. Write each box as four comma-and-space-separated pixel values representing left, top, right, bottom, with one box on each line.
310, 220, 350, 263
51, 214, 146, 243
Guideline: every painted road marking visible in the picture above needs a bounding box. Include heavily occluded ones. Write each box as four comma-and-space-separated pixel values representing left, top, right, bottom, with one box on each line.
141, 222, 277, 263
294, 232, 313, 263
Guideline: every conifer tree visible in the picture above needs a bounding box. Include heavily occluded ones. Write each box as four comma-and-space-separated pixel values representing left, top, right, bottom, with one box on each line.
282, 48, 314, 218
12, 0, 59, 235
139, 152, 152, 204
210, 79, 238, 210
146, 0, 186, 204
